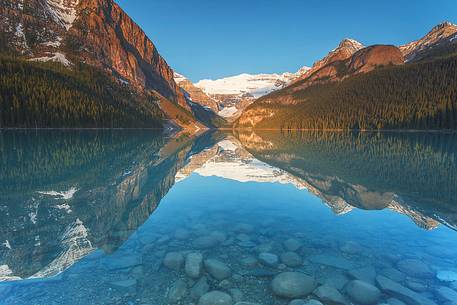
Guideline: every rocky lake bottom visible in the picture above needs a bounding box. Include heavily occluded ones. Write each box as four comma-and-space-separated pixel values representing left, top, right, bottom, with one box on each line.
3, 174, 457, 305
1, 131, 457, 305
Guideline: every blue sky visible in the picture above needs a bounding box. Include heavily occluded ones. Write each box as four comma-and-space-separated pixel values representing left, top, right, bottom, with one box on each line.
117, 0, 457, 82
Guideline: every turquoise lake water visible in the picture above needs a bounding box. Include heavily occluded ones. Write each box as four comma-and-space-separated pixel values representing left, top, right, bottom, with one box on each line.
0, 130, 456, 305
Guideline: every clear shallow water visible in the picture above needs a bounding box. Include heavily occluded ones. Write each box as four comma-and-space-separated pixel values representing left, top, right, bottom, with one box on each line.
0, 130, 457, 305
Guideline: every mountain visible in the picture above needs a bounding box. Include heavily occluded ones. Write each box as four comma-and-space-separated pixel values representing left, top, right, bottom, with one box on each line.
299, 38, 364, 80
0, 0, 205, 129
400, 21, 457, 62
236, 22, 457, 130
174, 69, 309, 120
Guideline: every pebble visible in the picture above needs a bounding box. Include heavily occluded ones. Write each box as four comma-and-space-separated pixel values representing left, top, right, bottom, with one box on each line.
380, 268, 406, 282
346, 280, 381, 305
185, 253, 203, 279
258, 252, 279, 267
313, 284, 346, 305
437, 270, 457, 283
198, 291, 233, 305
284, 238, 302, 251
190, 277, 209, 300
347, 266, 376, 284
271, 272, 316, 298
229, 288, 243, 303
240, 256, 258, 268
163, 252, 184, 271
167, 279, 187, 303
280, 252, 303, 267
204, 258, 232, 280
376, 275, 437, 305
324, 274, 349, 290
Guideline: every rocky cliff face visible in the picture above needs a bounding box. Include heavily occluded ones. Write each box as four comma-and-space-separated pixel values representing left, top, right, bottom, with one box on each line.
174, 73, 220, 112
400, 21, 457, 62
0, 0, 195, 126
301, 44, 404, 86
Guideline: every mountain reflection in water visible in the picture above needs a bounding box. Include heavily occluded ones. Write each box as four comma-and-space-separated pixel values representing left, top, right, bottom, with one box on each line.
0, 130, 456, 305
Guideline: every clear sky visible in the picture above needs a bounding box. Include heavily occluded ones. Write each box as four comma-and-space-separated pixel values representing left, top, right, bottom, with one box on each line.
116, 0, 457, 82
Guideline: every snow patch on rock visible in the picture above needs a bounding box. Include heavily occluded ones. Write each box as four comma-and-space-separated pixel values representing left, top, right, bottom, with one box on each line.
46, 0, 80, 30
31, 52, 72, 67
38, 187, 78, 200
218, 106, 239, 118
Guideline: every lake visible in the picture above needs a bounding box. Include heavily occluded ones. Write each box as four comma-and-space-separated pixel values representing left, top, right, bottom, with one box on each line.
0, 130, 456, 305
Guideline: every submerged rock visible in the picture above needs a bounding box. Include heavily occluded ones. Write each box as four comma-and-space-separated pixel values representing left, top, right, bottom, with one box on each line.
259, 252, 279, 268
186, 253, 203, 279
386, 298, 406, 305
229, 288, 243, 303
271, 272, 315, 298
435, 286, 457, 303
204, 258, 232, 280
284, 238, 302, 252
240, 256, 258, 268
380, 268, 406, 282
308, 254, 354, 270
347, 266, 377, 284
163, 252, 184, 271
346, 280, 381, 305
396, 259, 434, 279
191, 277, 210, 300
437, 270, 457, 283
280, 252, 303, 267
325, 274, 349, 290
198, 291, 233, 305
376, 275, 437, 305
313, 284, 347, 305
168, 279, 188, 303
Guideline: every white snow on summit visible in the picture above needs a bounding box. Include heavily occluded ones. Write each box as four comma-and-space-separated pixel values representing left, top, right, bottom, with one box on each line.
195, 69, 309, 99
46, 0, 80, 30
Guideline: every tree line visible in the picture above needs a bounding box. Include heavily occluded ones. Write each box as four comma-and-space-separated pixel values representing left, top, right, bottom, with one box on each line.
241, 55, 457, 130
0, 55, 165, 128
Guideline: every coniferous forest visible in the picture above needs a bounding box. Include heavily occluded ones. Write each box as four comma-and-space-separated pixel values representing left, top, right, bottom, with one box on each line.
237, 55, 457, 130
0, 56, 164, 128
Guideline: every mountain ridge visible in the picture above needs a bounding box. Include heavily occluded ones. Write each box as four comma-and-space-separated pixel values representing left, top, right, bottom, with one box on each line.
236, 21, 457, 131
0, 0, 208, 130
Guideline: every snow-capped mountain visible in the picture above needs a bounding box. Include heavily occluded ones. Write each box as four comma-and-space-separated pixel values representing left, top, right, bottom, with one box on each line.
400, 21, 457, 62
174, 68, 309, 119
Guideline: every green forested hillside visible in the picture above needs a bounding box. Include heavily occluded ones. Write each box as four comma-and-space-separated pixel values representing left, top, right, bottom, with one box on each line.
0, 56, 165, 128
237, 55, 457, 130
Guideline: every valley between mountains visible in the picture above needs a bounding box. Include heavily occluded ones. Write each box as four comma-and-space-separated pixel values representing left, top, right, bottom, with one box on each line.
1, 0, 457, 130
